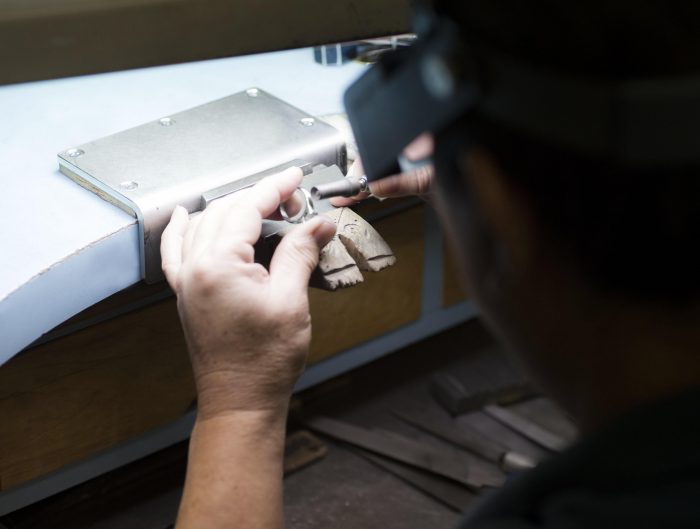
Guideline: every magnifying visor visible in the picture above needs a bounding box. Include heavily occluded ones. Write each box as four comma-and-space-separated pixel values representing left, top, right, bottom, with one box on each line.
344, 3, 700, 183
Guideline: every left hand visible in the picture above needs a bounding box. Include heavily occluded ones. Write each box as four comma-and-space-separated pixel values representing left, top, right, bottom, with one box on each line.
161, 168, 337, 420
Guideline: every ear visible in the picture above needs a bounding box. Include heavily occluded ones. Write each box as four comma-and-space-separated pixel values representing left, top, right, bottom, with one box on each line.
461, 147, 538, 272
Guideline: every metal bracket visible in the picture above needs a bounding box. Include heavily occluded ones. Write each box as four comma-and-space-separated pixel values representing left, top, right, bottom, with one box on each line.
58, 89, 347, 282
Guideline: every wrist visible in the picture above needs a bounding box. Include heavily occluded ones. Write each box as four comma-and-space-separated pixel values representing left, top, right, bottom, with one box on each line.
195, 371, 292, 422
193, 408, 289, 461
195, 407, 288, 434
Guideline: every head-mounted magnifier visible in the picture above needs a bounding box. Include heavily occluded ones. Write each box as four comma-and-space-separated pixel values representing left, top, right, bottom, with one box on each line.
344, 4, 700, 184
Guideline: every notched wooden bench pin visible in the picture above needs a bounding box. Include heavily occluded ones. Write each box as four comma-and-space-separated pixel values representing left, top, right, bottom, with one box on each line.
262, 172, 397, 292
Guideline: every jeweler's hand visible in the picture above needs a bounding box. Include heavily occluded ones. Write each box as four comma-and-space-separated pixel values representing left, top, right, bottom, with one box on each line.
331, 134, 435, 206
161, 168, 337, 420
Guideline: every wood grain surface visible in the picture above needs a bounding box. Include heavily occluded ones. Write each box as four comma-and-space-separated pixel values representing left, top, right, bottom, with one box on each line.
0, 300, 195, 491
0, 0, 411, 85
308, 205, 423, 363
443, 245, 468, 308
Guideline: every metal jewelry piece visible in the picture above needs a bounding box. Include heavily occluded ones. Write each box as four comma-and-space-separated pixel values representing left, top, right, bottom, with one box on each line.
280, 187, 317, 224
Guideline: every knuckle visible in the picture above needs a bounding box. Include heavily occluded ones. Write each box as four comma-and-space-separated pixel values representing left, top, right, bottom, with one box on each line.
188, 260, 219, 291
416, 166, 433, 195
370, 179, 388, 197
249, 263, 269, 281
222, 239, 254, 261
162, 262, 176, 280
275, 304, 311, 331
236, 242, 255, 261
207, 199, 225, 213
234, 203, 262, 222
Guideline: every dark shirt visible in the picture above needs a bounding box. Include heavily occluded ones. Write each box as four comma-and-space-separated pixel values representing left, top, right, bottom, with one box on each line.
459, 387, 700, 529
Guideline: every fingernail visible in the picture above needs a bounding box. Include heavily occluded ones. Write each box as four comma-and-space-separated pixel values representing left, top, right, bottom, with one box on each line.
282, 166, 304, 178
310, 219, 335, 246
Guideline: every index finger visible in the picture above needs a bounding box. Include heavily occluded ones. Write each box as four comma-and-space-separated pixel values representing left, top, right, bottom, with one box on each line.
209, 167, 305, 252
196, 166, 303, 253
230, 166, 303, 217
161, 205, 189, 288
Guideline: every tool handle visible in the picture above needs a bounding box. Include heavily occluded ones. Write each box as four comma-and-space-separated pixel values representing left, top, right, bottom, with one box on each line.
311, 177, 368, 200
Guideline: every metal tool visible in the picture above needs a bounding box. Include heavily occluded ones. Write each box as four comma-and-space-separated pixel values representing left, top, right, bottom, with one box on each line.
258, 164, 342, 241
305, 416, 501, 490
358, 451, 475, 513
309, 153, 433, 201
483, 405, 569, 453
310, 175, 368, 200
393, 410, 536, 473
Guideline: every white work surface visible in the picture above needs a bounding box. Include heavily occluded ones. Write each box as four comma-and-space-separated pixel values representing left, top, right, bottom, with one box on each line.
0, 49, 368, 364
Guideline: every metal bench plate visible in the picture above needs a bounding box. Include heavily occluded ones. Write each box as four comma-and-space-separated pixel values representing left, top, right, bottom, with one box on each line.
58, 89, 347, 282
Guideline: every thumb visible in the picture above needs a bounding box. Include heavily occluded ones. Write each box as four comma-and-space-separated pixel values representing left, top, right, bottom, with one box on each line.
269, 216, 336, 294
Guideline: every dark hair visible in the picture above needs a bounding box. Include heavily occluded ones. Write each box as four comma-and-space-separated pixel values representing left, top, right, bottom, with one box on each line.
447, 0, 700, 304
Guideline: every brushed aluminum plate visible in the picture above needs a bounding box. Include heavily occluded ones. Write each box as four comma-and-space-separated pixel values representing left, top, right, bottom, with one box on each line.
58, 89, 346, 282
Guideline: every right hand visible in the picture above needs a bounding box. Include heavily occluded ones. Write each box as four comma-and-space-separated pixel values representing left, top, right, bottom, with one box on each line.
161, 168, 336, 420
331, 134, 435, 206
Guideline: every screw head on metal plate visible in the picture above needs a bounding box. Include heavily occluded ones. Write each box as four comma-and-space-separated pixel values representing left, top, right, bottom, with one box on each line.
119, 180, 139, 190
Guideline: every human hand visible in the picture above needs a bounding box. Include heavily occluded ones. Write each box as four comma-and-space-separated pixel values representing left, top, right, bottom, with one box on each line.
161, 168, 337, 420
331, 134, 435, 206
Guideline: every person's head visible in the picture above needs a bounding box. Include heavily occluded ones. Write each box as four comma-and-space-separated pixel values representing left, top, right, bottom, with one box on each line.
432, 0, 700, 427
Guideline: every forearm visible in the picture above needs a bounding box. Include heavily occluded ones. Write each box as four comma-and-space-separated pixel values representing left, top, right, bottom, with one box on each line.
161, 171, 336, 529
175, 409, 288, 529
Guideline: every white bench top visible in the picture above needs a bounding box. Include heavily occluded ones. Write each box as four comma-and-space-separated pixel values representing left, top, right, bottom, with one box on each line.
0, 48, 367, 364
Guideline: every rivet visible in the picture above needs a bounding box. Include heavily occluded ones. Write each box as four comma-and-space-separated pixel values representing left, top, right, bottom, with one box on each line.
300, 117, 315, 127
120, 181, 139, 190
66, 148, 84, 158
159, 117, 174, 126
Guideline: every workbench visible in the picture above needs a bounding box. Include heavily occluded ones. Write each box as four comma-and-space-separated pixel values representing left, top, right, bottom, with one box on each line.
1, 48, 370, 362
0, 48, 474, 514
